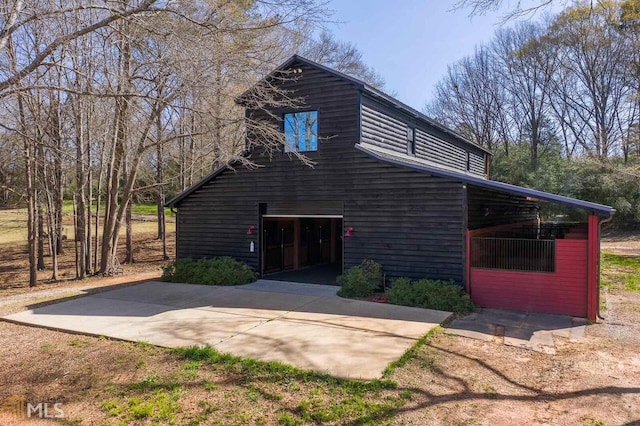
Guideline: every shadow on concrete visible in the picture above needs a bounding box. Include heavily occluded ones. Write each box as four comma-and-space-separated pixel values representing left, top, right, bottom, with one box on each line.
2, 280, 452, 379
16, 280, 447, 324
445, 308, 587, 353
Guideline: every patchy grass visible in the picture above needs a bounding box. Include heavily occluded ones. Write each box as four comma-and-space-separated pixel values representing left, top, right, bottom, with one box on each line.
101, 388, 181, 423
33, 337, 409, 425
172, 345, 403, 425
383, 327, 443, 377
601, 252, 640, 292
174, 345, 397, 393
130, 203, 176, 218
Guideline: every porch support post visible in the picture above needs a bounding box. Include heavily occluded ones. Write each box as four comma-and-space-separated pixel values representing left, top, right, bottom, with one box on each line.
465, 230, 471, 295
293, 219, 300, 270
587, 214, 599, 321
330, 219, 337, 263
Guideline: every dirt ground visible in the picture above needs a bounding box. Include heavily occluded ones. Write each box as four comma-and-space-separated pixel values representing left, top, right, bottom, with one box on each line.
0, 229, 638, 425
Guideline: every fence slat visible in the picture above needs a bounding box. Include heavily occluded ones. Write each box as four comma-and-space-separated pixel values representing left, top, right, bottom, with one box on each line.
470, 237, 555, 273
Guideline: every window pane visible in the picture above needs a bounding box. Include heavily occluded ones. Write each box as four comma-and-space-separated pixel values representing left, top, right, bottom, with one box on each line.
284, 113, 297, 152
307, 111, 318, 151
297, 112, 306, 151
406, 126, 415, 155
283, 111, 318, 152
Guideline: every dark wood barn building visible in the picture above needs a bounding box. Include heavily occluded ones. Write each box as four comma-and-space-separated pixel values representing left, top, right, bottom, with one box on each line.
167, 55, 614, 320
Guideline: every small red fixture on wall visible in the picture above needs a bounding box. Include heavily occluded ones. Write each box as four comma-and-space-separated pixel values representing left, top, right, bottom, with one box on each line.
345, 227, 354, 237
246, 225, 255, 235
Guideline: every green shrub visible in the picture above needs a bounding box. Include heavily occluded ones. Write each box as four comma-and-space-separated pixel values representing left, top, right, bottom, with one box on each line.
385, 277, 413, 305
388, 277, 475, 313
336, 259, 383, 298
161, 257, 257, 286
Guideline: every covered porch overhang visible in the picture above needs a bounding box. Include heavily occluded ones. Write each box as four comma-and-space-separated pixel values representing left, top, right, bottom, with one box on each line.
356, 143, 615, 320
356, 142, 614, 218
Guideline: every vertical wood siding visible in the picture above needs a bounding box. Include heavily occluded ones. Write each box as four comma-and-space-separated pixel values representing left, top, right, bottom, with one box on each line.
360, 95, 487, 177
470, 239, 588, 317
176, 60, 466, 282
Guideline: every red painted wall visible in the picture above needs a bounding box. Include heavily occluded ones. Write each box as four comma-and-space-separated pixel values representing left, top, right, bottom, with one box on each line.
470, 239, 588, 317
587, 215, 599, 320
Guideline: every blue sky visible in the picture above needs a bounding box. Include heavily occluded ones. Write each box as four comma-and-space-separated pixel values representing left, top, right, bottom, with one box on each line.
327, 0, 560, 110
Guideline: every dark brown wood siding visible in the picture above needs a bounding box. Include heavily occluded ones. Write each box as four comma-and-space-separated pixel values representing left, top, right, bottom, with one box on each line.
360, 94, 487, 177
178, 151, 465, 282
467, 185, 538, 230
176, 59, 466, 282
345, 153, 464, 281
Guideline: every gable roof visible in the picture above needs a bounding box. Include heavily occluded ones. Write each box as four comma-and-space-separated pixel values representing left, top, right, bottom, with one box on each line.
238, 54, 492, 156
169, 56, 613, 216
356, 143, 614, 217
166, 164, 229, 208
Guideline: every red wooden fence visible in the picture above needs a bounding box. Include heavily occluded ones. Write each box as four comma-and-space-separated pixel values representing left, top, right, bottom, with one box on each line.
469, 239, 588, 317
466, 217, 598, 319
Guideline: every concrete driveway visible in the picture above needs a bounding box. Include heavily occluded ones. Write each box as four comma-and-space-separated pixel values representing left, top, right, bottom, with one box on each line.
3, 280, 450, 379
445, 309, 586, 354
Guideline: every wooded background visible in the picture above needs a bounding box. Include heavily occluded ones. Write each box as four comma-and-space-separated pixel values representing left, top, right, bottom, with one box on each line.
0, 0, 638, 287
429, 0, 640, 227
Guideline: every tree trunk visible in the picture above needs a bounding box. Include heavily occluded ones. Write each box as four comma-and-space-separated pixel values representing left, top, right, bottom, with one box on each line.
37, 199, 45, 270
75, 102, 87, 279
19, 95, 38, 286
86, 145, 93, 274
156, 115, 168, 260
73, 195, 79, 278
10, 35, 38, 287
100, 96, 126, 274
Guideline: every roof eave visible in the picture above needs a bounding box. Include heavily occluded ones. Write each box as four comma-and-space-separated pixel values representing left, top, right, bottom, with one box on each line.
165, 164, 229, 208
356, 143, 614, 217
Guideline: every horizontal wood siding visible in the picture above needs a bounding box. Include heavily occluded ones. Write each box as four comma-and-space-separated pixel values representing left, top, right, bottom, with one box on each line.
361, 104, 407, 152
415, 129, 467, 171
468, 185, 538, 229
178, 60, 359, 270
469, 153, 484, 175
360, 94, 486, 177
177, 59, 466, 281
345, 153, 464, 281
470, 239, 588, 316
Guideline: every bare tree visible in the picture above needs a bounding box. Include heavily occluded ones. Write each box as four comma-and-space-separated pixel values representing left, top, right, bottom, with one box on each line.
493, 21, 557, 164
426, 46, 512, 152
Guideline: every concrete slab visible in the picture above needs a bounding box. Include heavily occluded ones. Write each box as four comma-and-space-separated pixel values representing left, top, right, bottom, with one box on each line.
445, 308, 585, 353
214, 316, 417, 379
191, 288, 322, 319
92, 281, 233, 307
285, 297, 450, 340
132, 309, 268, 347
479, 309, 528, 326
2, 281, 450, 379
569, 324, 586, 342
237, 280, 338, 297
445, 319, 497, 342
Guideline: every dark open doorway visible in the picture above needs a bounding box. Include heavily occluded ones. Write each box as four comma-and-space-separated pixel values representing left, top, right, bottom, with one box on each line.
262, 216, 343, 285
